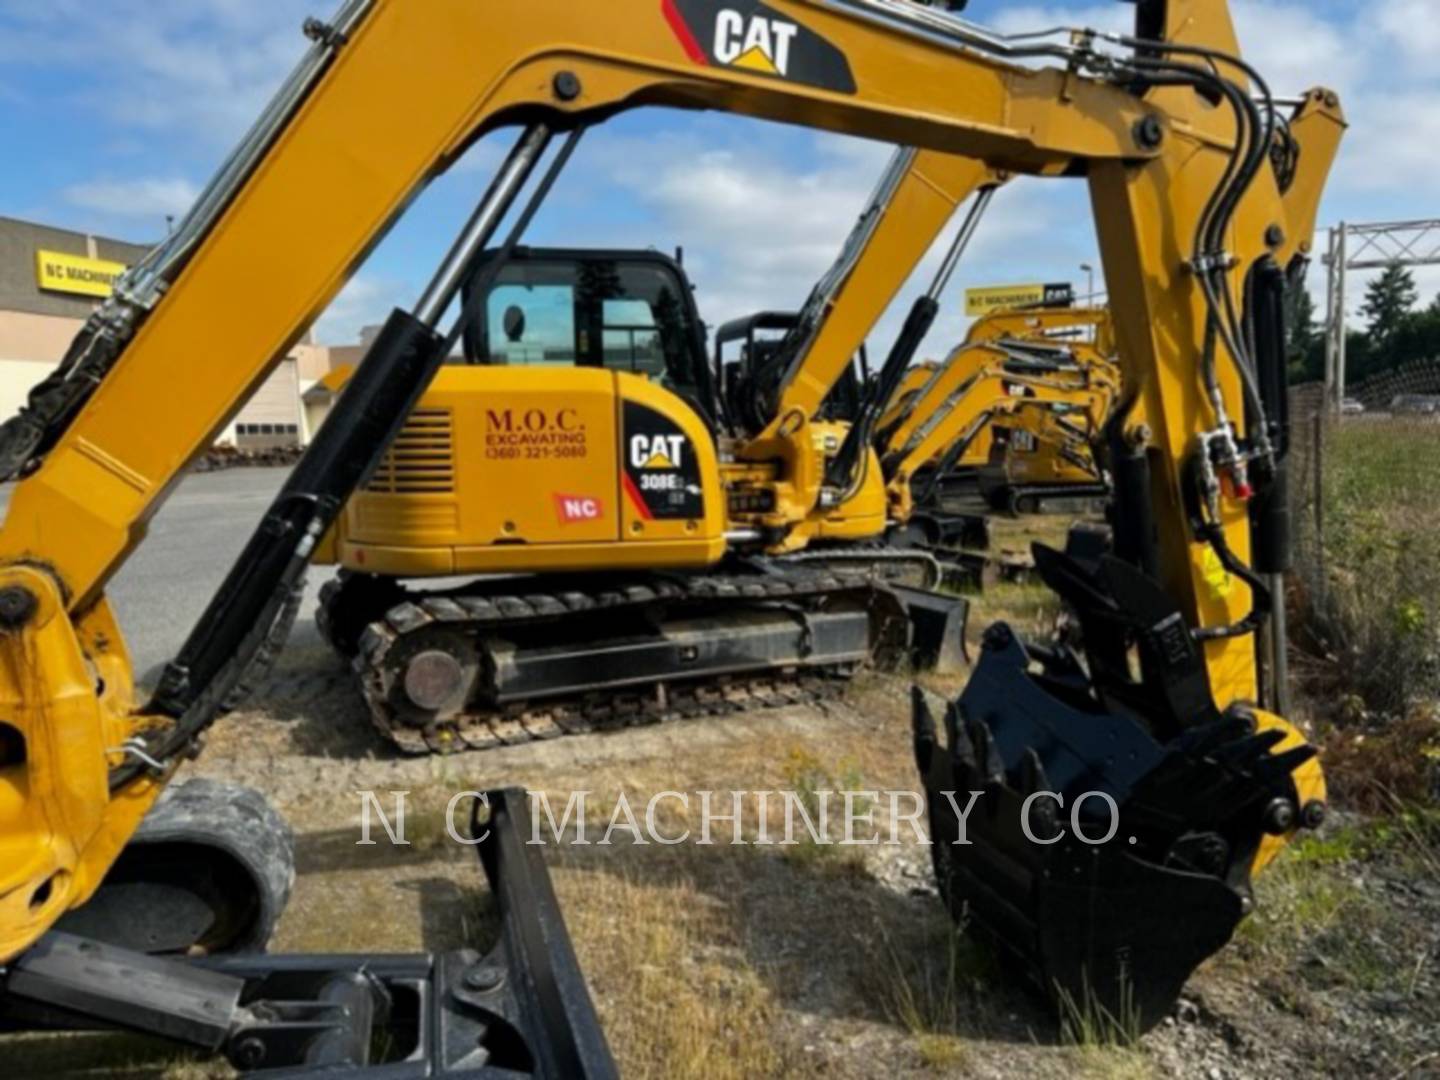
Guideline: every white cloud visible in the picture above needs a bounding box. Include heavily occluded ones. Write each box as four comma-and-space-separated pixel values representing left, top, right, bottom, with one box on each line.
63, 177, 199, 219
313, 275, 407, 347
0, 0, 311, 147
577, 127, 1090, 359
1332, 89, 1440, 197
1231, 2, 1363, 98
1377, 0, 1440, 69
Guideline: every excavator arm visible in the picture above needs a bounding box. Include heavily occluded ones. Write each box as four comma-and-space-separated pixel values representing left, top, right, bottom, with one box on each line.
882, 348, 1120, 520
879, 313, 1120, 456
963, 304, 1116, 353
0, 0, 1345, 1059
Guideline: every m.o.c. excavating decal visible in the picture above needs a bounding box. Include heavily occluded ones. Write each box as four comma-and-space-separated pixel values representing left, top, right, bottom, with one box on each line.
662, 0, 857, 94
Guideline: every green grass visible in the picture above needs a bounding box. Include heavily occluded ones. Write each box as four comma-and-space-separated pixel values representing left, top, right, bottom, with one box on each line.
1295, 419, 1440, 722
1231, 808, 1436, 999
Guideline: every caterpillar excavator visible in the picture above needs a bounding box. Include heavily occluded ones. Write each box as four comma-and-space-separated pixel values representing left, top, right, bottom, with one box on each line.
311, 146, 1001, 753
872, 305, 1118, 549
877, 303, 1116, 435
0, 0, 1344, 1069
880, 338, 1122, 524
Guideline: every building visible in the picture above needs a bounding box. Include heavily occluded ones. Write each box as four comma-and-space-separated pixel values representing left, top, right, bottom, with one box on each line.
0, 214, 341, 450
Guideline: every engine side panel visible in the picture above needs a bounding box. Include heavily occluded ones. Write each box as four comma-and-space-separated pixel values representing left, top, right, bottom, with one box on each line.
338, 368, 725, 574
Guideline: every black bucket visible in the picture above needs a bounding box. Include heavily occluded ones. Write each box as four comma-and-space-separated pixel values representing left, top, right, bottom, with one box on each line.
913, 623, 1318, 1031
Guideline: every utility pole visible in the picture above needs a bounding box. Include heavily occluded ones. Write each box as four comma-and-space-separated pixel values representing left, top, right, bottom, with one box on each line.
1323, 223, 1346, 414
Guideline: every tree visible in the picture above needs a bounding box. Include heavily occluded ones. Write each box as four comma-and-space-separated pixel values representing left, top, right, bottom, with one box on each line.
1360, 262, 1419, 359
1287, 287, 1323, 382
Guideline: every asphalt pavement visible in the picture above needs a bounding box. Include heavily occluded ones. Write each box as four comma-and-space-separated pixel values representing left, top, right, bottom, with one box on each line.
0, 467, 324, 679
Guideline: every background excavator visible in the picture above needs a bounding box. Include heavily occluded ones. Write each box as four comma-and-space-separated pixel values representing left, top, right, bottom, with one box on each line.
0, 0, 1343, 1070
939, 309, 1122, 516
877, 304, 1116, 436
883, 341, 1119, 518
871, 306, 1119, 572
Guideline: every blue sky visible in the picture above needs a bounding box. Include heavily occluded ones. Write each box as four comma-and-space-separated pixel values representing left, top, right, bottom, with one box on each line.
2, 0, 1436, 354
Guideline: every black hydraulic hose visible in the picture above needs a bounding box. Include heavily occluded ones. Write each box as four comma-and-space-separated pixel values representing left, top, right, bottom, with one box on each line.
0, 321, 113, 481
1125, 57, 1272, 448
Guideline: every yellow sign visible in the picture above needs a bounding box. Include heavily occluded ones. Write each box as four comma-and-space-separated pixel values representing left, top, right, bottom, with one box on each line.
965, 282, 1074, 317
35, 249, 129, 298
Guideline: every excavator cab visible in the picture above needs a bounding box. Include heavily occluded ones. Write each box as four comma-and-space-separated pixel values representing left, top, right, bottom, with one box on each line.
714, 310, 868, 431
459, 246, 719, 426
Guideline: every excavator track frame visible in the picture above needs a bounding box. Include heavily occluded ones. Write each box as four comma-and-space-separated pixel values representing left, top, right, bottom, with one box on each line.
338, 566, 919, 754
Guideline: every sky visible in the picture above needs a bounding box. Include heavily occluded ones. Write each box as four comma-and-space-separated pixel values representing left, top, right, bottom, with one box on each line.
1, 0, 1436, 357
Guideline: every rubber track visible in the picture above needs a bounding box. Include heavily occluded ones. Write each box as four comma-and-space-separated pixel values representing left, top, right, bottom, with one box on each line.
354, 568, 883, 755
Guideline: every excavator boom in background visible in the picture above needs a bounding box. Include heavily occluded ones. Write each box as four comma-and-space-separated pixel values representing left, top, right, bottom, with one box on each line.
0, 0, 1344, 1070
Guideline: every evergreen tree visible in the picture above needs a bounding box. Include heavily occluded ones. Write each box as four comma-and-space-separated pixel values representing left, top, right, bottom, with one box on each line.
1360, 263, 1418, 358
1287, 287, 1321, 381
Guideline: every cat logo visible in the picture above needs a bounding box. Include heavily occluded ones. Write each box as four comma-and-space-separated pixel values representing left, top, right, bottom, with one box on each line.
713, 10, 798, 76
662, 0, 856, 94
630, 434, 686, 470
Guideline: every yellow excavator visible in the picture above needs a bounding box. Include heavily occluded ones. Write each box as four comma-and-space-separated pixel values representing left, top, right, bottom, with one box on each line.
871, 305, 1121, 563
880, 339, 1122, 523
877, 304, 1115, 435
0, 0, 1344, 1068
312, 149, 1003, 753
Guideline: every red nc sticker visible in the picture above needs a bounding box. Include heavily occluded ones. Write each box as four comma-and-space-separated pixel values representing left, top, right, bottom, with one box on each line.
554, 494, 605, 524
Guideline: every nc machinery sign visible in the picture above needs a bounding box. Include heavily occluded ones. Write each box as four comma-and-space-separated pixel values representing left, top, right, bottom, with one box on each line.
965, 283, 1075, 317
36, 249, 129, 298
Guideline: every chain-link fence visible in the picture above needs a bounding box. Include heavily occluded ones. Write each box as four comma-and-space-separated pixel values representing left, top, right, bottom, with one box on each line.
1340, 360, 1440, 412
1286, 378, 1440, 777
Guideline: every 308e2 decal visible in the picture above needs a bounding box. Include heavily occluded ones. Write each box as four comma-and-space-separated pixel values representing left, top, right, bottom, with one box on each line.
662, 0, 857, 94
622, 402, 706, 521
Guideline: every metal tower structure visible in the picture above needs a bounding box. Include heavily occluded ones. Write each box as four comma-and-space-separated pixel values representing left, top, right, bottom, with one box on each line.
1323, 219, 1440, 411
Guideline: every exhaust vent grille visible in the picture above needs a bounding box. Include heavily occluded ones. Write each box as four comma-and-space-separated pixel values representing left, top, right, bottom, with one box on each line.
365, 408, 455, 494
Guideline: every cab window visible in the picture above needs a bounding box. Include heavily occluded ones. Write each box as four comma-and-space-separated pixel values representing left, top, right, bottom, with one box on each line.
485, 284, 576, 367
466, 255, 705, 407
601, 298, 665, 377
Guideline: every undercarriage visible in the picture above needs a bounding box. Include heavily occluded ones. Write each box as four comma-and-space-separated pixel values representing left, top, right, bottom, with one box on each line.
319, 560, 967, 755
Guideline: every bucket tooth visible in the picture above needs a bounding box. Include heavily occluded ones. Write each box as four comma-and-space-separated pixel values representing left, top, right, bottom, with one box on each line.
911, 684, 938, 774
963, 709, 1006, 787
1210, 728, 1288, 767
1251, 744, 1318, 783
1016, 747, 1048, 796
946, 701, 978, 770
